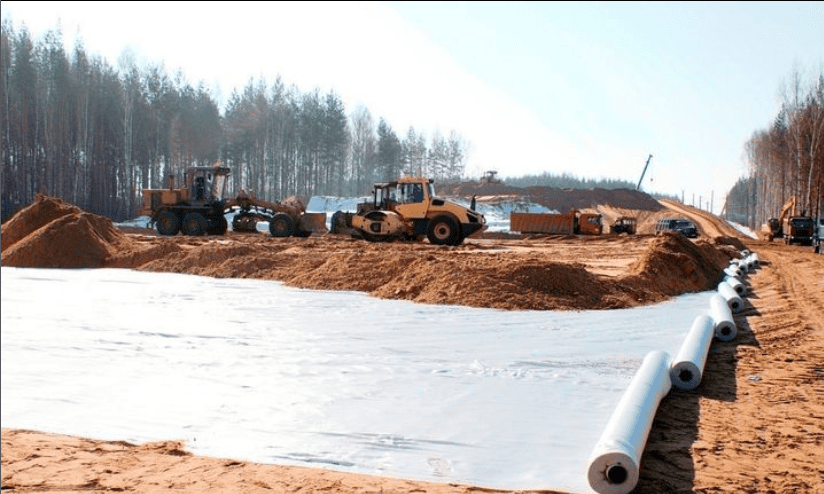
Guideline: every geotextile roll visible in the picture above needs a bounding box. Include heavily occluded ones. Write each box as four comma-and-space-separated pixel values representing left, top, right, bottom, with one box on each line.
724, 265, 743, 279
670, 315, 715, 390
587, 350, 672, 494
718, 281, 744, 314
724, 275, 746, 296
710, 293, 737, 341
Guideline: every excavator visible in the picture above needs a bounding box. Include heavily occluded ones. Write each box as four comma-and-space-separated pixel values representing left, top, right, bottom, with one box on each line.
140, 165, 327, 237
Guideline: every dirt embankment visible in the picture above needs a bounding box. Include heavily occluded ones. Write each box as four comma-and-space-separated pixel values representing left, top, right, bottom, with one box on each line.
1, 195, 741, 311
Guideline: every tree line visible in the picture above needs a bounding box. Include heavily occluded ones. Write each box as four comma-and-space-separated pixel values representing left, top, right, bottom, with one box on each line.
0, 20, 468, 222
726, 67, 823, 229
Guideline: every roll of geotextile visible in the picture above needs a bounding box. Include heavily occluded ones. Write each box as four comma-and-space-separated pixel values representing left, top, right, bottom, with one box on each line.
746, 253, 760, 269
718, 281, 744, 314
737, 259, 750, 274
724, 275, 746, 296
725, 264, 744, 279
710, 293, 737, 341
670, 315, 715, 390
587, 350, 672, 494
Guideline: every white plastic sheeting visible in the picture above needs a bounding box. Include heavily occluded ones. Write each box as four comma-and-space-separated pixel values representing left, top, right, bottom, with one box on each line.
586, 350, 672, 494
1, 267, 714, 492
669, 315, 715, 390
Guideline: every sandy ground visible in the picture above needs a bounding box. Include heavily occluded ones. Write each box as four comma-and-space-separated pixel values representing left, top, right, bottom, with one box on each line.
2, 192, 823, 493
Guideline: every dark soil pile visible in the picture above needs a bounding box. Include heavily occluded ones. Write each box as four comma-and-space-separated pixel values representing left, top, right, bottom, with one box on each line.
438, 181, 664, 212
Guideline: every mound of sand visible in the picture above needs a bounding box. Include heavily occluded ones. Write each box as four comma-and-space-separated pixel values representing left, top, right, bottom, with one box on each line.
625, 231, 732, 296
1, 195, 127, 268
2, 195, 736, 311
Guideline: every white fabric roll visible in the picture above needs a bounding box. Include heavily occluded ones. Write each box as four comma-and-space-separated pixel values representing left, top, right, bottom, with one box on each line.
724, 275, 746, 296
587, 350, 672, 494
718, 281, 744, 314
710, 293, 737, 341
724, 265, 743, 279
670, 315, 715, 390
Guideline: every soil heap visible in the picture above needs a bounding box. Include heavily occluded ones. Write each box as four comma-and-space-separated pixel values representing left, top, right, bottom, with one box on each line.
2, 194, 737, 311
1, 195, 128, 268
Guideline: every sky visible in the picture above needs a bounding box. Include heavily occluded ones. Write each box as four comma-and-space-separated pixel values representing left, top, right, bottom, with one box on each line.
2, 1, 822, 213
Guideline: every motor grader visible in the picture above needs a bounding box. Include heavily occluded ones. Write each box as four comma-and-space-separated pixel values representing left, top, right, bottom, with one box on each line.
330, 176, 486, 246
140, 165, 326, 237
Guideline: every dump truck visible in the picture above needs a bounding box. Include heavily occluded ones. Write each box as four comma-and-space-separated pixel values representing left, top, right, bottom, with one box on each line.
784, 215, 814, 245
763, 196, 814, 245
509, 211, 603, 235
330, 176, 486, 246
140, 165, 327, 237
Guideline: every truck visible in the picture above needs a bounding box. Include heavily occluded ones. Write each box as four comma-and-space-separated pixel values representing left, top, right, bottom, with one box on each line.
509, 211, 603, 235
140, 165, 327, 237
330, 176, 486, 246
765, 196, 815, 245
784, 215, 815, 245
654, 218, 699, 238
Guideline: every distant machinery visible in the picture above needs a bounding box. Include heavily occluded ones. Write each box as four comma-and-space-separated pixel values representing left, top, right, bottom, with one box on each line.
637, 154, 653, 190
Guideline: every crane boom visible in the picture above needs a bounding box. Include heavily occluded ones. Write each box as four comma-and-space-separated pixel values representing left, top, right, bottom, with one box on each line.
636, 154, 653, 190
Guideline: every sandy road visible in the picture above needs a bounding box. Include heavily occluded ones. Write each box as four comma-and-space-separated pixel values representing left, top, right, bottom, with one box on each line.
658, 199, 744, 239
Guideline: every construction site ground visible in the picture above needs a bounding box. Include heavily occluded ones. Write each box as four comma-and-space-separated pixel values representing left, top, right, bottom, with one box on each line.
1, 186, 823, 494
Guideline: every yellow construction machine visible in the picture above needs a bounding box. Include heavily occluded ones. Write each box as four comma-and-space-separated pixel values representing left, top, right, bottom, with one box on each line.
331, 176, 486, 246
140, 165, 326, 237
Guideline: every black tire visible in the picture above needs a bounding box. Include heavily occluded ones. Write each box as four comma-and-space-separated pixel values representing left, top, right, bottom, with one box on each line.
182, 212, 208, 236
269, 213, 295, 237
427, 215, 459, 246
207, 215, 228, 235
330, 211, 344, 233
156, 210, 181, 236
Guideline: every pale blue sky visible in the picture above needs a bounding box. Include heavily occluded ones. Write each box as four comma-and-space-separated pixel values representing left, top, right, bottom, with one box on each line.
3, 1, 822, 212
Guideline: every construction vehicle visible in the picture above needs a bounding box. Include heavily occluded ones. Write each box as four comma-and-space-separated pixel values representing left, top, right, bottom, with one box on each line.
140, 165, 327, 237
479, 170, 502, 185
763, 196, 814, 245
609, 216, 637, 235
784, 214, 814, 245
654, 218, 699, 238
636, 154, 653, 190
330, 176, 486, 246
764, 196, 795, 241
509, 210, 603, 235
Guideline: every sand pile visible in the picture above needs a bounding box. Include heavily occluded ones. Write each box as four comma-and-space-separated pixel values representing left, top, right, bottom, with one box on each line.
625, 231, 729, 295
2, 195, 736, 311
1, 195, 128, 268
